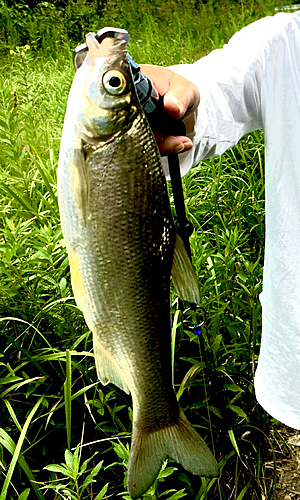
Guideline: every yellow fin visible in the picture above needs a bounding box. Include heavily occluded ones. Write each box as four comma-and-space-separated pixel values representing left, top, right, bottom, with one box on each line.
67, 246, 87, 313
93, 333, 130, 394
70, 146, 89, 223
171, 234, 201, 304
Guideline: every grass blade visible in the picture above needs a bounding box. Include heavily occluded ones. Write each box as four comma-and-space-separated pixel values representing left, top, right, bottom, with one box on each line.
64, 349, 72, 450
3, 400, 22, 434
236, 484, 249, 500
228, 429, 247, 469
0, 399, 45, 500
171, 307, 180, 382
94, 482, 109, 500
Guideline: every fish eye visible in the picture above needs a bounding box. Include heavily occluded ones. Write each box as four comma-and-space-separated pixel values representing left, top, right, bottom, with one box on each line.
102, 70, 127, 95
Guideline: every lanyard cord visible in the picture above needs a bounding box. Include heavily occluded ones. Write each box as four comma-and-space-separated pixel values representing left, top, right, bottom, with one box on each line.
168, 153, 194, 259
169, 154, 216, 461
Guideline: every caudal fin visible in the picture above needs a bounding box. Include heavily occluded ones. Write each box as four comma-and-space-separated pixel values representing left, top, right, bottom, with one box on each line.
127, 408, 218, 499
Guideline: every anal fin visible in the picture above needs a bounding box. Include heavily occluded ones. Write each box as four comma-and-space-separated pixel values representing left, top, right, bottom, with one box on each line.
93, 332, 130, 394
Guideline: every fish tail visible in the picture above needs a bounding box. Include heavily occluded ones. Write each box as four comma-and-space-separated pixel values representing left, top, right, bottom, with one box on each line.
127, 408, 218, 499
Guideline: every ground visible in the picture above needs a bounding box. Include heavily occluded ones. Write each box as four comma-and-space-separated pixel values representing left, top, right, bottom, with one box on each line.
269, 424, 300, 499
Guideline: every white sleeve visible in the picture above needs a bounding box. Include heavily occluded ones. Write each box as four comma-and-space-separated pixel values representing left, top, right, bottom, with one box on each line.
167, 14, 291, 176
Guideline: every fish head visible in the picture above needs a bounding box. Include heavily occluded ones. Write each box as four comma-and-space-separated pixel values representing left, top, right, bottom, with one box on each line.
74, 33, 138, 143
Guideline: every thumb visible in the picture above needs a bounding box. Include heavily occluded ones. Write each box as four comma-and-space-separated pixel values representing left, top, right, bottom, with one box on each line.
139, 65, 200, 123
163, 93, 185, 120
163, 77, 200, 120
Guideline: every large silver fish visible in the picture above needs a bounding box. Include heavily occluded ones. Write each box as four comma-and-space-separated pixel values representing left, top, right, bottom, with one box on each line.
57, 33, 218, 498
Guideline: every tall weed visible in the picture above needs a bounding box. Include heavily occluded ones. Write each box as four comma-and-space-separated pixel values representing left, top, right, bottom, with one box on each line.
0, 0, 288, 498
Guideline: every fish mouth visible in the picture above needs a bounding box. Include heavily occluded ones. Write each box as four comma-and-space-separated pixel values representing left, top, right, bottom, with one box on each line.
73, 33, 127, 71
86, 33, 126, 59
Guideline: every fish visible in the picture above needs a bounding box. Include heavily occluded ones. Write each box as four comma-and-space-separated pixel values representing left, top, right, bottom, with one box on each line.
57, 32, 218, 498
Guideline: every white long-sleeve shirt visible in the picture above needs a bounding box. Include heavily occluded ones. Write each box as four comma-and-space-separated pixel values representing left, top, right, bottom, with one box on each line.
172, 11, 300, 429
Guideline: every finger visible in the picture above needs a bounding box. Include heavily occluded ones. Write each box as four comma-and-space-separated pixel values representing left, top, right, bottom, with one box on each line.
159, 135, 193, 156
164, 81, 200, 119
140, 65, 199, 119
140, 64, 174, 97
162, 95, 185, 120
153, 131, 164, 143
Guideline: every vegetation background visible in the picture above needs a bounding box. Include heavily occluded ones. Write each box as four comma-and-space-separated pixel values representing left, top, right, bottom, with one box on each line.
0, 0, 299, 499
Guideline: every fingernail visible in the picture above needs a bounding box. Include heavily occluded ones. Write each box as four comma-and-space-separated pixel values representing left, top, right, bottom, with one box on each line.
173, 143, 185, 153
165, 95, 184, 115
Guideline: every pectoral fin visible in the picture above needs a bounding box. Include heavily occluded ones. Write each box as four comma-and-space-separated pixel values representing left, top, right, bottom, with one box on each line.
70, 146, 89, 223
171, 234, 201, 304
67, 246, 87, 313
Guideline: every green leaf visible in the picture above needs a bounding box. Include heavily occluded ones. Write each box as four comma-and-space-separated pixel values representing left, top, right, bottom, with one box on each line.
228, 429, 240, 457
223, 383, 244, 393
211, 334, 222, 356
79, 454, 95, 475
112, 442, 129, 462
0, 429, 45, 500
237, 484, 250, 500
94, 483, 109, 500
228, 429, 247, 469
227, 404, 249, 421
164, 490, 187, 500
44, 464, 70, 476
171, 308, 181, 381
208, 405, 223, 418
2, 184, 38, 216
176, 363, 202, 401
0, 376, 23, 385
0, 397, 44, 500
113, 405, 126, 413
64, 448, 79, 478
89, 460, 104, 478
17, 489, 30, 500
27, 146, 58, 207
3, 400, 22, 433
80, 461, 104, 493
158, 466, 177, 479
64, 349, 72, 450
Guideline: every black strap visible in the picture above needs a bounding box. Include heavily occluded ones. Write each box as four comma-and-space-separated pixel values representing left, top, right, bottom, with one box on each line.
168, 154, 207, 332
168, 153, 194, 260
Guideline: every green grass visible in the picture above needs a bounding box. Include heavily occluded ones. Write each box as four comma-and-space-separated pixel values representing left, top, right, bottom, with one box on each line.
0, 0, 294, 498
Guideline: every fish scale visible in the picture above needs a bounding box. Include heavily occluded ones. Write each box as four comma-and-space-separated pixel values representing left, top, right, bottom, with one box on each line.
58, 33, 218, 498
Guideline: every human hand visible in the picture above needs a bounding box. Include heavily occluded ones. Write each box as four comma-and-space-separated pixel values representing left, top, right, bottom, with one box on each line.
140, 64, 200, 155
